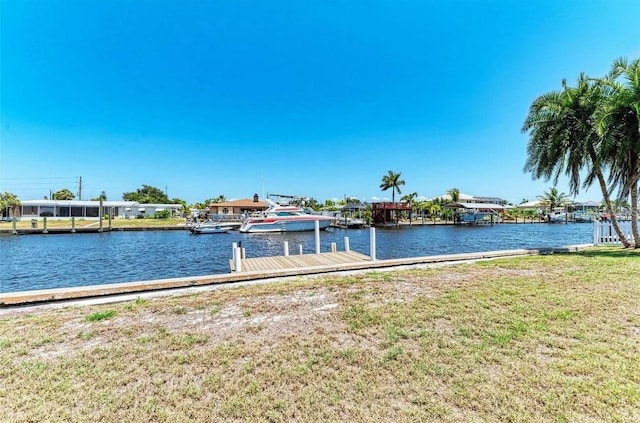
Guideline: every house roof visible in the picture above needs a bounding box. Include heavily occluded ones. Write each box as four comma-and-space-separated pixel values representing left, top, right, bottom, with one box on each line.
209, 198, 266, 208
444, 202, 505, 210
516, 200, 544, 208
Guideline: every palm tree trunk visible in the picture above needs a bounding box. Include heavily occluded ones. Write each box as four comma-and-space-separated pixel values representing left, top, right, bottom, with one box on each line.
596, 169, 632, 248
588, 148, 632, 247
630, 180, 639, 248
409, 202, 413, 226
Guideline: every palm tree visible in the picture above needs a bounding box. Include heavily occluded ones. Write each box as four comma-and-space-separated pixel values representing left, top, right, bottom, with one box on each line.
401, 192, 418, 225
522, 72, 633, 247
597, 57, 640, 246
429, 203, 442, 223
537, 187, 570, 212
380, 170, 405, 225
447, 187, 460, 203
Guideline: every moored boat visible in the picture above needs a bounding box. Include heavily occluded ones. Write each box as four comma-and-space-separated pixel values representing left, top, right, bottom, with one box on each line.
573, 211, 593, 222
239, 199, 335, 233
189, 220, 233, 234
547, 211, 567, 223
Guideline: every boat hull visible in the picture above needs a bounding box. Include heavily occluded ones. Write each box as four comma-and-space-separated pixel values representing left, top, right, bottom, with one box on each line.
239, 218, 333, 233
189, 225, 233, 234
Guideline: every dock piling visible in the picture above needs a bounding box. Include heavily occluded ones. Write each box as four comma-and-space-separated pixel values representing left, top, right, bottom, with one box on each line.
370, 227, 376, 261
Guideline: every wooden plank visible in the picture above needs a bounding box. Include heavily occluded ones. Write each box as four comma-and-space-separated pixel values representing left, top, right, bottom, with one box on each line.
234, 251, 373, 273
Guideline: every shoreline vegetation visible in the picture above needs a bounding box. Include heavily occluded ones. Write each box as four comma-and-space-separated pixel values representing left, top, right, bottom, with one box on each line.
1, 247, 638, 422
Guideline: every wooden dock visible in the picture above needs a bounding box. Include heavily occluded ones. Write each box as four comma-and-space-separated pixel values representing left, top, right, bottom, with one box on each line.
231, 251, 371, 272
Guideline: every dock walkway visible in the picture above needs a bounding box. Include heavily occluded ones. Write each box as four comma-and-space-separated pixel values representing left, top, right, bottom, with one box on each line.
231, 251, 371, 272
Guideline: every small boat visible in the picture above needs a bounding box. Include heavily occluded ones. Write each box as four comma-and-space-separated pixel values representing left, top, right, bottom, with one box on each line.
239, 199, 335, 233
547, 211, 567, 223
189, 220, 233, 234
335, 217, 366, 229
573, 211, 593, 222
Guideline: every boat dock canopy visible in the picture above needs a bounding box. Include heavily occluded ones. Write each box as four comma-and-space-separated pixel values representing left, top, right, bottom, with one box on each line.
444, 202, 505, 211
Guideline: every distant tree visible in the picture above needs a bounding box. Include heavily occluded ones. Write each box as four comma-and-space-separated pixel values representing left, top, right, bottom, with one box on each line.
212, 195, 227, 203
122, 185, 170, 204
324, 199, 336, 208
537, 187, 571, 212
171, 198, 188, 214
429, 203, 442, 223
520, 198, 529, 204
305, 197, 320, 210
380, 170, 405, 226
0, 192, 21, 218
447, 187, 460, 203
345, 197, 360, 204
91, 191, 107, 201
401, 192, 418, 225
380, 170, 405, 204
192, 198, 215, 210
53, 188, 75, 200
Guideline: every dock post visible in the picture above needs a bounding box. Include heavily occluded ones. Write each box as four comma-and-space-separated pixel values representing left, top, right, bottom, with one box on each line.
234, 246, 242, 272
331, 242, 337, 252
43, 217, 48, 234
11, 218, 17, 235
344, 237, 350, 252
232, 242, 238, 270
284, 241, 289, 256
315, 220, 320, 254
71, 217, 76, 233
369, 227, 376, 261
99, 198, 103, 233
299, 244, 303, 255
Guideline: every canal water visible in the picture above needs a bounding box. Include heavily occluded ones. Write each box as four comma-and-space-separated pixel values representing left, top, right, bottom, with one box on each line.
0, 223, 593, 293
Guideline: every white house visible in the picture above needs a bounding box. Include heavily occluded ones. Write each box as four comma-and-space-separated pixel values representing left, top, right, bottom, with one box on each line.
18, 200, 183, 220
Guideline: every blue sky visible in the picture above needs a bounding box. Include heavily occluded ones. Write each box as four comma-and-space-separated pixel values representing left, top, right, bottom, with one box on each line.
1, 1, 639, 205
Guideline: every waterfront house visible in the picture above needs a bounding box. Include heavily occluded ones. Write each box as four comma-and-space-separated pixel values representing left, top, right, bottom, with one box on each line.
208, 194, 267, 218
17, 200, 182, 220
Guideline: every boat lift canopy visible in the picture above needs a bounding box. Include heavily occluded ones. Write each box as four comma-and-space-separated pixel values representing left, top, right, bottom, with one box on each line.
444, 202, 505, 212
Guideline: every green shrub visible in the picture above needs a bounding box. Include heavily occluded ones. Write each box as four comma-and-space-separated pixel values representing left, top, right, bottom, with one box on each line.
154, 210, 171, 219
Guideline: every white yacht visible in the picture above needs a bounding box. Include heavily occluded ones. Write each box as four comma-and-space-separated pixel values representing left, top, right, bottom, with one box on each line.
239, 199, 334, 233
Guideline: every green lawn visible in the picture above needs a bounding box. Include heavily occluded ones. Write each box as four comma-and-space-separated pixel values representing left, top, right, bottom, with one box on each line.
1, 247, 638, 422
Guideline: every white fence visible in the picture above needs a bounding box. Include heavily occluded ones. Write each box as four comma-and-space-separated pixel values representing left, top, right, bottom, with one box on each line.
593, 220, 635, 245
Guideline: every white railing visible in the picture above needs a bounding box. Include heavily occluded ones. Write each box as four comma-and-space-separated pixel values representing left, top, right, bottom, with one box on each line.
593, 220, 635, 245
